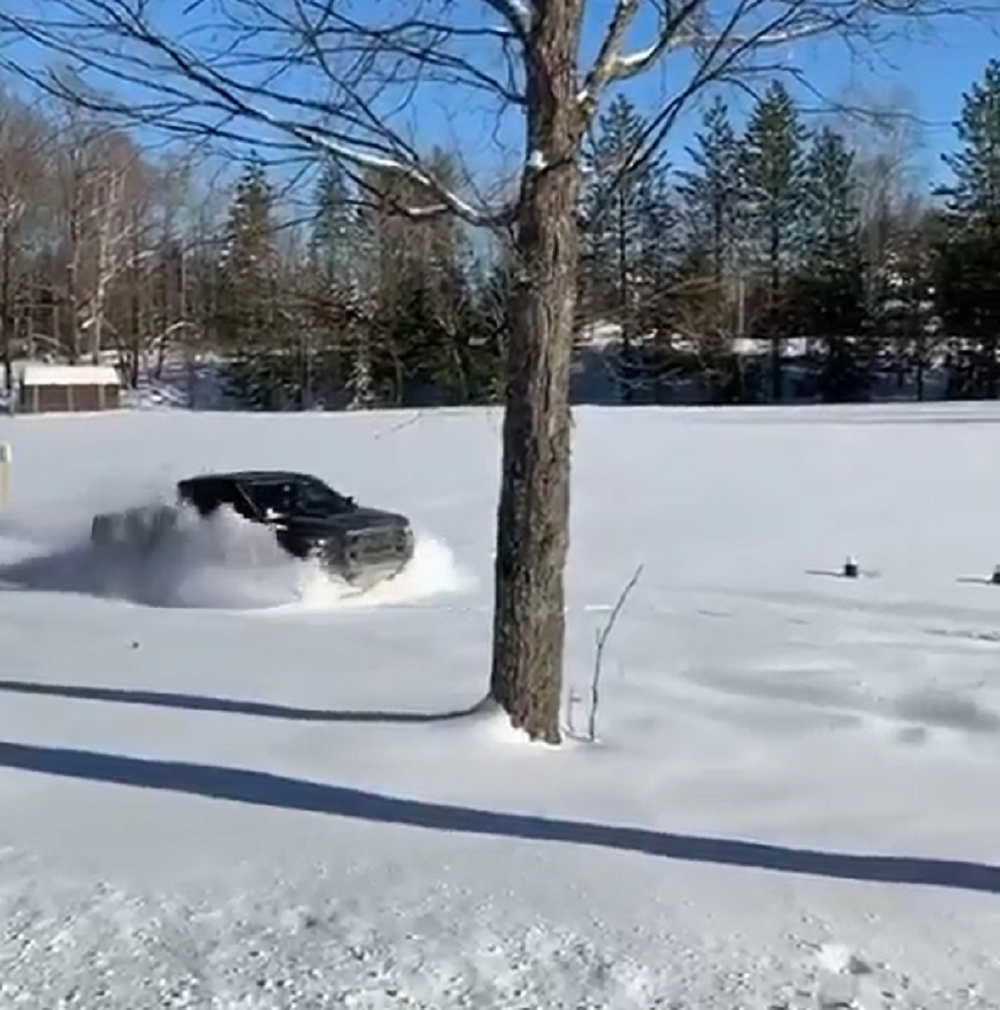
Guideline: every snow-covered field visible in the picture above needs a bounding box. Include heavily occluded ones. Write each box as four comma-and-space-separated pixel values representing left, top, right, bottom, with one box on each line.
0, 402, 998, 1009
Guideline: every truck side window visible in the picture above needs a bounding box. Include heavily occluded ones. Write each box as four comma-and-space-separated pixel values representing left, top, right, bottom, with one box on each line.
218, 482, 257, 520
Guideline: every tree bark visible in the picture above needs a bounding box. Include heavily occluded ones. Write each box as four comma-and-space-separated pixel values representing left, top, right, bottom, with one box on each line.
489, 0, 582, 744
0, 221, 11, 394
67, 193, 81, 364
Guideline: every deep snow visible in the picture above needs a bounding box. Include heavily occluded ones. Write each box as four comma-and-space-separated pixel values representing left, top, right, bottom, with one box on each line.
0, 403, 998, 1007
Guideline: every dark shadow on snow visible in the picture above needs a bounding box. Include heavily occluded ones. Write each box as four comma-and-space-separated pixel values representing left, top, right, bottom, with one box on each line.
0, 678, 483, 724
0, 543, 115, 598
0, 542, 204, 609
0, 540, 360, 611
0, 737, 997, 896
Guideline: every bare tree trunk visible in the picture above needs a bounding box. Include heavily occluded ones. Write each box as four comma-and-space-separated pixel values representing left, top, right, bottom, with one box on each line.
0, 220, 11, 392
489, 2, 581, 744
66, 195, 81, 363
768, 230, 782, 402
916, 331, 926, 402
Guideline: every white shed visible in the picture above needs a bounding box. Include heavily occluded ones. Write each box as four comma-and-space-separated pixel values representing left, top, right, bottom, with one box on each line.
19, 363, 122, 413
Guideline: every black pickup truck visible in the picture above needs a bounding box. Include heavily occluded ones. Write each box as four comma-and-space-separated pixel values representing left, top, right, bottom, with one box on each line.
91, 470, 415, 589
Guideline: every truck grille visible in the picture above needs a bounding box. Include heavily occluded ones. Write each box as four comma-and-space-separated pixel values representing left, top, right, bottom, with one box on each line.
347, 525, 410, 559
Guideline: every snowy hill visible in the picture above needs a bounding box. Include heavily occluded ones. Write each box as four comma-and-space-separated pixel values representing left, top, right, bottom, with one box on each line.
0, 402, 996, 1007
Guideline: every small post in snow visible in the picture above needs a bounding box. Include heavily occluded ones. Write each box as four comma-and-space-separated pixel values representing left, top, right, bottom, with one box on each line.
843, 555, 859, 579
0, 441, 11, 507
991, 564, 1000, 585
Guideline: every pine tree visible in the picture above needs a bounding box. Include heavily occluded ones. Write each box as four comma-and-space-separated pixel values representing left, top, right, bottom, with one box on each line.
311, 158, 367, 295
361, 148, 473, 406
309, 158, 370, 408
580, 95, 667, 398
942, 58, 1000, 232
581, 100, 660, 321
742, 81, 808, 401
673, 97, 746, 398
935, 59, 1000, 398
798, 126, 868, 400
676, 96, 744, 284
217, 154, 287, 408
221, 155, 273, 277
875, 206, 941, 401
634, 171, 677, 342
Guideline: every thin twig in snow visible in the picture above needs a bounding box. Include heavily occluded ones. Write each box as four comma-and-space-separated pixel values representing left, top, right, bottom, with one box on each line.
588, 563, 643, 742
372, 411, 422, 439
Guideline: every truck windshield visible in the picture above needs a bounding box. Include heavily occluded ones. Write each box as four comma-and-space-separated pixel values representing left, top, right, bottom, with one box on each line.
246, 476, 353, 516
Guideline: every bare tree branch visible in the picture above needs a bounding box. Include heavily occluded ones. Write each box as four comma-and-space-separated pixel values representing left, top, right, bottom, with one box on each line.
0, 0, 989, 232
1, 0, 525, 225
479, 0, 532, 40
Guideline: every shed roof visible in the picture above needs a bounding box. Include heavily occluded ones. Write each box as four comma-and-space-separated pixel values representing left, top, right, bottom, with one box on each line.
21, 364, 121, 387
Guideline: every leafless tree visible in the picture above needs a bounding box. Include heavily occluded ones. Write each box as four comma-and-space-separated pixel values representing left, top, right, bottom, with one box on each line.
0, 89, 47, 388
0, 0, 989, 742
46, 102, 138, 362
82, 134, 152, 362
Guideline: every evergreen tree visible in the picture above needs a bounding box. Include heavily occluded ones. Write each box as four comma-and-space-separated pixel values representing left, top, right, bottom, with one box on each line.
936, 59, 1000, 398
673, 97, 746, 399
742, 81, 808, 401
379, 266, 498, 406
941, 58, 1000, 231
221, 155, 273, 283
676, 96, 744, 285
217, 155, 290, 408
935, 227, 1000, 398
309, 157, 370, 408
361, 148, 473, 406
797, 126, 868, 400
634, 171, 678, 343
875, 207, 942, 401
311, 158, 360, 283
581, 100, 662, 324
580, 95, 667, 399
802, 128, 860, 277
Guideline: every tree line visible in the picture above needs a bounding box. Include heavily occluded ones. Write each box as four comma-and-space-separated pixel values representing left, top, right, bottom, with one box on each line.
582, 59, 1000, 405
2, 61, 1000, 409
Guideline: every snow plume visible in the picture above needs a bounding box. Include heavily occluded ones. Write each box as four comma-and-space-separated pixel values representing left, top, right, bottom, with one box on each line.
0, 502, 474, 612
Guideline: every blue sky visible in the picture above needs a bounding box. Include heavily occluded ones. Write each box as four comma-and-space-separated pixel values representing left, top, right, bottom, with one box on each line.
1, 0, 997, 198
585, 4, 998, 188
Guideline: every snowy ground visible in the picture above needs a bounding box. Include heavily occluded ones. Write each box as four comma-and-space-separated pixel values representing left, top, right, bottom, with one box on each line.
0, 403, 998, 1008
